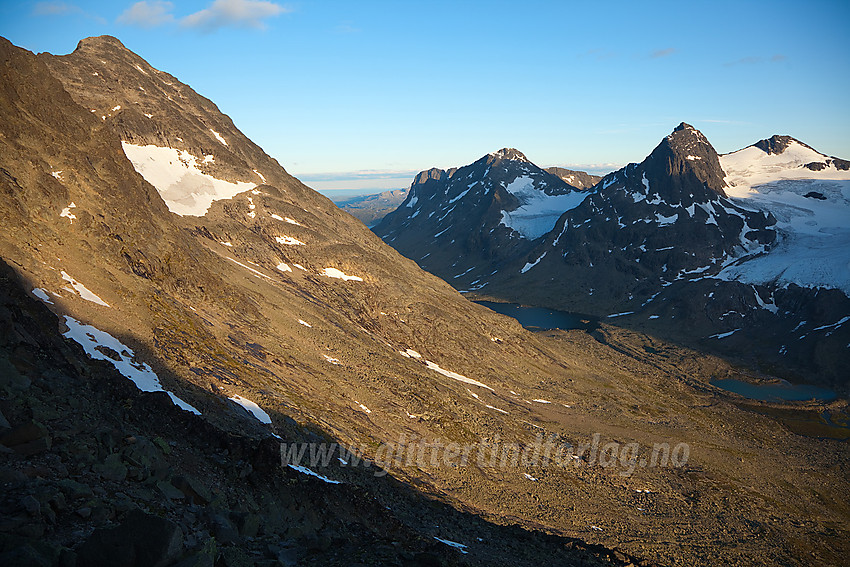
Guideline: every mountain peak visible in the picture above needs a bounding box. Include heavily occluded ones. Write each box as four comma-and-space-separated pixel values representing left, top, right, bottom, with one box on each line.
489, 148, 529, 162
667, 121, 709, 144
74, 35, 129, 54
646, 122, 727, 198
663, 122, 715, 159
752, 134, 813, 155
412, 167, 447, 185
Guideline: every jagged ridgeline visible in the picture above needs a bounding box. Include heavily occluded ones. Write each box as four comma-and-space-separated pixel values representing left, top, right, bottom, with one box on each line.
2, 35, 849, 567
376, 124, 850, 386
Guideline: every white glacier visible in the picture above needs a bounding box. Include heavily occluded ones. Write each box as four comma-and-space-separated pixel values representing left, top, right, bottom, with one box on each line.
718, 141, 850, 293
499, 176, 589, 240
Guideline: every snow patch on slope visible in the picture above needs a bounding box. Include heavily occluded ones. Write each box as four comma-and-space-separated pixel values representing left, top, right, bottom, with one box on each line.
499, 176, 588, 240
275, 236, 305, 246
717, 232, 850, 293
521, 252, 547, 274
287, 464, 341, 484
434, 537, 468, 554
229, 394, 272, 424
209, 129, 227, 145
62, 316, 200, 414
60, 271, 109, 307
321, 268, 363, 282
60, 202, 77, 224
424, 360, 494, 391
121, 143, 255, 216
32, 288, 55, 304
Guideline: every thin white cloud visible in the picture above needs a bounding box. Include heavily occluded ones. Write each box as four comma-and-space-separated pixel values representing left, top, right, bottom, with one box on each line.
181, 0, 289, 31
298, 170, 420, 183
34, 1, 106, 23
651, 47, 677, 59
335, 22, 361, 34
33, 1, 82, 16
117, 1, 175, 28
724, 54, 787, 67
578, 48, 617, 61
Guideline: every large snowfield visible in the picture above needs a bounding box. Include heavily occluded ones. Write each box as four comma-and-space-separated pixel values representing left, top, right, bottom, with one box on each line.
121, 143, 255, 216
499, 176, 588, 240
719, 141, 850, 293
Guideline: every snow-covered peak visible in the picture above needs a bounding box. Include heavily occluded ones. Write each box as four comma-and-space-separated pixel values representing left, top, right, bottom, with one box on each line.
721, 139, 847, 190
719, 138, 850, 293
489, 148, 529, 162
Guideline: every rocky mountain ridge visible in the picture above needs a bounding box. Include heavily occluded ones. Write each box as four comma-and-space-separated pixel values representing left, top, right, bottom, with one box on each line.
374, 148, 594, 285
376, 124, 850, 387
545, 167, 603, 190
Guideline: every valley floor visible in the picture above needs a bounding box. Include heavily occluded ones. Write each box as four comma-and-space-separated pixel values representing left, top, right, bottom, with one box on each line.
384, 322, 850, 566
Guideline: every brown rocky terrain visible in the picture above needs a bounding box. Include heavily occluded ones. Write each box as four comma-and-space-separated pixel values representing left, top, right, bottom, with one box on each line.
1, 258, 646, 567
1, 35, 848, 566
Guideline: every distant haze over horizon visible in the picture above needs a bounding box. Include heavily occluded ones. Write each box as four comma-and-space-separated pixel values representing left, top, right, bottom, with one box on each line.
304, 162, 618, 200
2, 0, 847, 190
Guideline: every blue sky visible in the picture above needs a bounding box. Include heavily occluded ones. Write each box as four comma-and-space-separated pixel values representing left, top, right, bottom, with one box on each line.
2, 0, 849, 198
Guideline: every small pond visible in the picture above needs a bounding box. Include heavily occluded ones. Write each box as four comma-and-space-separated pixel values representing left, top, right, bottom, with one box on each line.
710, 378, 837, 402
474, 301, 595, 331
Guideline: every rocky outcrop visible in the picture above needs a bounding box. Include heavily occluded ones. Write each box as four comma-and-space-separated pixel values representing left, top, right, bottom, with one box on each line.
545, 167, 603, 190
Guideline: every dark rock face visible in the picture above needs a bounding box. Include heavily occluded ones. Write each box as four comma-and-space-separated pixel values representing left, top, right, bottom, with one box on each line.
753, 134, 798, 155
379, 123, 776, 308
76, 510, 184, 567
528, 122, 776, 302
645, 122, 729, 199
804, 157, 850, 171
0, 421, 51, 456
